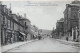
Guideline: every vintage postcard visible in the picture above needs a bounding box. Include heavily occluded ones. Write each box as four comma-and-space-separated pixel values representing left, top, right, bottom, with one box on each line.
0, 0, 80, 53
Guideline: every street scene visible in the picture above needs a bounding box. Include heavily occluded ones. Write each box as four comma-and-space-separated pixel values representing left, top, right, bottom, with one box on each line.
5, 38, 80, 52
0, 0, 80, 53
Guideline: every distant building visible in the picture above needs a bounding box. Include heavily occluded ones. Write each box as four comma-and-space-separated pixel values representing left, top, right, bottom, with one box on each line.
56, 18, 64, 39
32, 25, 39, 37
38, 29, 52, 38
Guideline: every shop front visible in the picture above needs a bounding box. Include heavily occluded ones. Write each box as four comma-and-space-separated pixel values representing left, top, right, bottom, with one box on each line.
19, 32, 26, 41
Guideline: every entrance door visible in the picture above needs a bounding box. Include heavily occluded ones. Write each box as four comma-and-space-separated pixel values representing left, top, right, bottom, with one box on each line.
7, 32, 12, 43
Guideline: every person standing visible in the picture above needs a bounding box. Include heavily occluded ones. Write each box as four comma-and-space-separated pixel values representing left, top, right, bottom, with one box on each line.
66, 36, 68, 41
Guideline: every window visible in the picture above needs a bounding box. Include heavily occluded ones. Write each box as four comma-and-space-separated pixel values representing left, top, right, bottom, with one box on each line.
3, 16, 5, 24
25, 22, 26, 26
13, 22, 14, 30
8, 20, 10, 29
11, 21, 13, 30
10, 20, 11, 29
7, 19, 8, 27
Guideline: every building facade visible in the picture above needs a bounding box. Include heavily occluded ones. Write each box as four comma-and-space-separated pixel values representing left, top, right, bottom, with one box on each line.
0, 1, 2, 44
56, 18, 64, 39
0, 3, 31, 45
64, 1, 80, 42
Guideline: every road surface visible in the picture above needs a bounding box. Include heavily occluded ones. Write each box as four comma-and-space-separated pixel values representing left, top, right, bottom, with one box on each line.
6, 38, 80, 52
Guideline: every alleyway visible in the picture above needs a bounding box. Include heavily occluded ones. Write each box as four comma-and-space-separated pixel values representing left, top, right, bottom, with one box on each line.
5, 38, 80, 52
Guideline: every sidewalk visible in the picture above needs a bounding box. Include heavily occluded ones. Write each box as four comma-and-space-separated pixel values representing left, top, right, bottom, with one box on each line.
55, 39, 80, 47
0, 47, 1, 53
1, 40, 36, 52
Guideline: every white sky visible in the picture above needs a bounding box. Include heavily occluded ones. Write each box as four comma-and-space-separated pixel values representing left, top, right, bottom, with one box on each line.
2, 0, 73, 30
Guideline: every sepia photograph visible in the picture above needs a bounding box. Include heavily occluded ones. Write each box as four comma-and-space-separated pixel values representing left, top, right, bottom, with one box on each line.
0, 0, 80, 53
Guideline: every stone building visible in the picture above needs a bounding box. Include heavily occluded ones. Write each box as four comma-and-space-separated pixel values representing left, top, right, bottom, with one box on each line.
0, 3, 31, 45
32, 25, 38, 36
64, 0, 80, 41
19, 16, 32, 40
27, 25, 38, 40
56, 18, 64, 39
0, 1, 2, 45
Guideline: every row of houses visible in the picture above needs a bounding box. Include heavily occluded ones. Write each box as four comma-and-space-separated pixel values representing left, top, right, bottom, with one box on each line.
52, 0, 80, 42
0, 2, 39, 45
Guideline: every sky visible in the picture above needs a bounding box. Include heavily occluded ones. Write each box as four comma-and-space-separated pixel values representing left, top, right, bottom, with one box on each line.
2, 0, 73, 30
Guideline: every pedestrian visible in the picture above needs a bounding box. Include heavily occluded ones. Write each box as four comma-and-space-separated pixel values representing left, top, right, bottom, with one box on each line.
66, 37, 68, 41
11, 37, 13, 43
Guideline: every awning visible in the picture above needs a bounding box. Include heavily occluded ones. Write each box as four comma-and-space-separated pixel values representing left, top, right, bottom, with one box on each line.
20, 32, 26, 36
